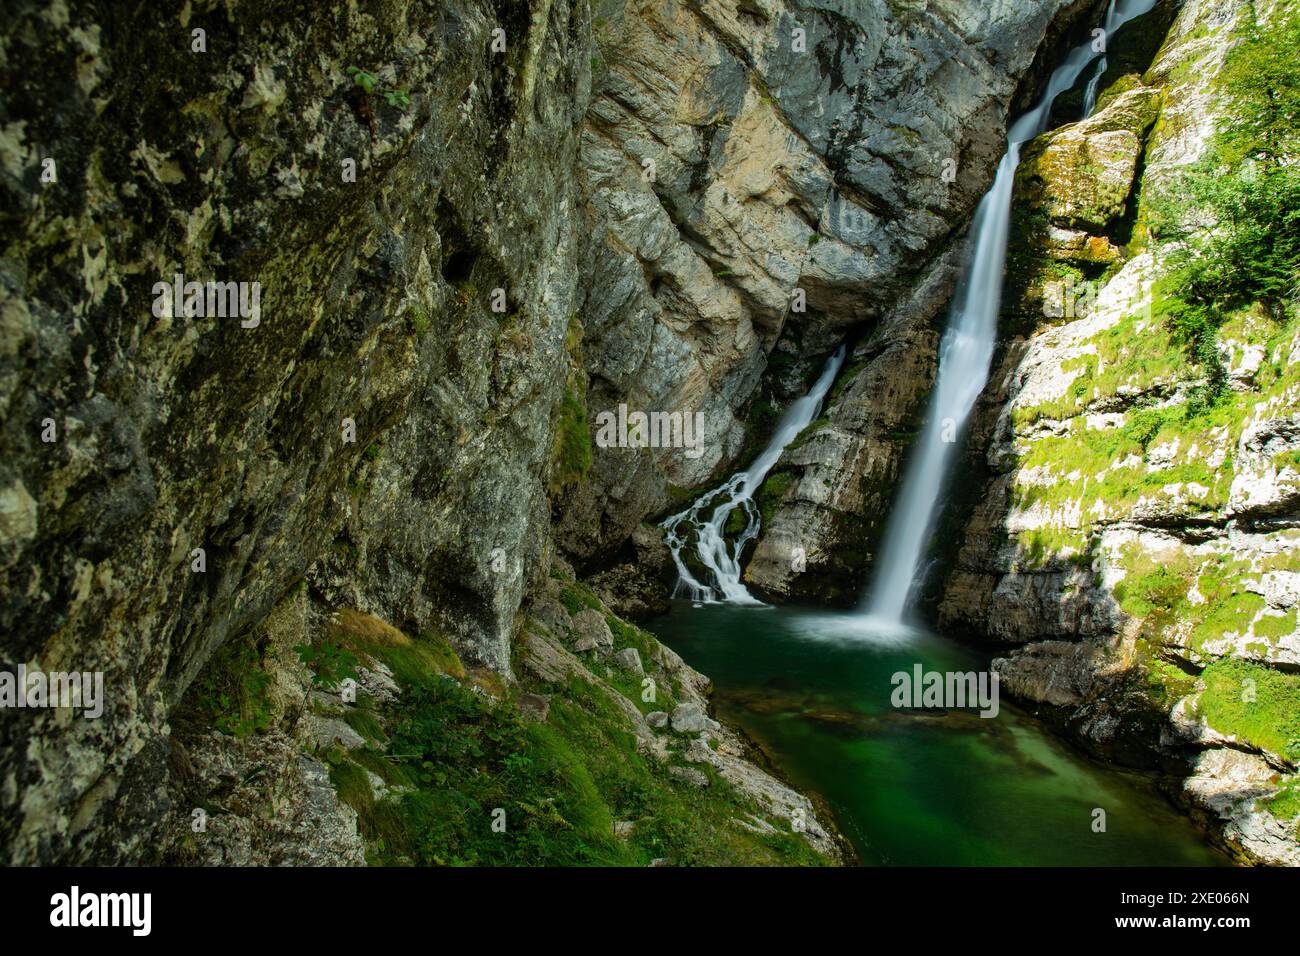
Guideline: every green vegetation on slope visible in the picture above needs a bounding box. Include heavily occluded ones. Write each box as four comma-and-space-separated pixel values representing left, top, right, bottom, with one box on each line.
1111, 544, 1300, 660
191, 632, 276, 738
319, 594, 830, 866
549, 313, 592, 492
1144, 7, 1300, 405
1004, 5, 1300, 598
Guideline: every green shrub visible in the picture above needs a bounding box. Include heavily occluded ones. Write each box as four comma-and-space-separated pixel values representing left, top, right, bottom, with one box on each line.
191, 636, 275, 737
1143, 7, 1300, 398
295, 639, 359, 690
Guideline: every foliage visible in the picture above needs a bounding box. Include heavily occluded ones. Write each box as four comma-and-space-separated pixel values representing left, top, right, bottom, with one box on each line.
347, 66, 412, 112
405, 305, 431, 337
1147, 158, 1300, 375
551, 386, 592, 487
191, 636, 275, 737
333, 626, 824, 866
549, 313, 591, 492
346, 67, 378, 94
295, 639, 359, 690
1265, 778, 1300, 839
1143, 8, 1300, 401
557, 581, 602, 616
1216, 8, 1300, 168
755, 470, 794, 525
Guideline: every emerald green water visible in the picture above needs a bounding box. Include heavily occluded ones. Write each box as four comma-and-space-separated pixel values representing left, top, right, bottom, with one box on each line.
652, 603, 1228, 866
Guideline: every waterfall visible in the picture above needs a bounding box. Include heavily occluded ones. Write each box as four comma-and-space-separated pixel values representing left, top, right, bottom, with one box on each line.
662, 346, 846, 604
861, 0, 1157, 624
1082, 0, 1119, 118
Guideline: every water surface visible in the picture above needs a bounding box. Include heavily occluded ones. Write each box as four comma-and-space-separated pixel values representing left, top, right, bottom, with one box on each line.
652, 603, 1227, 866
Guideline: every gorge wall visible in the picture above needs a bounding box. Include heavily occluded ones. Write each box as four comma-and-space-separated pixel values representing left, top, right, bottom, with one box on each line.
729, 0, 1300, 865
0, 0, 1091, 864
933, 0, 1300, 865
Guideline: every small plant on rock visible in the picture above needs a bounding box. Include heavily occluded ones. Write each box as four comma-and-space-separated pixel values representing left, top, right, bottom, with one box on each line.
295, 639, 359, 690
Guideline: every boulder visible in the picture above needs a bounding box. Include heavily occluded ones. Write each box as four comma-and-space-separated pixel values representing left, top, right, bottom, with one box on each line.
670, 702, 720, 733
306, 717, 365, 751
613, 647, 643, 675
669, 766, 710, 788
571, 609, 613, 652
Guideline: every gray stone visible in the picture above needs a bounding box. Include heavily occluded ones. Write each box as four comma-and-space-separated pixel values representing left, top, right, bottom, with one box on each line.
613, 647, 643, 675
670, 702, 711, 733
669, 766, 710, 788
356, 663, 401, 706
518, 693, 550, 723
309, 690, 348, 717
646, 711, 669, 729
307, 717, 365, 752
685, 738, 716, 765
571, 609, 613, 652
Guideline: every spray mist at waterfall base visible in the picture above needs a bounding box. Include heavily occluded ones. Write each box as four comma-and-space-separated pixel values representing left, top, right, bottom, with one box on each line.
787, 610, 924, 648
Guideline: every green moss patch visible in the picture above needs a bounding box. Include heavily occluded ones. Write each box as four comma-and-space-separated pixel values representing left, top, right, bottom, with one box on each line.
755, 470, 795, 525
1194, 659, 1300, 761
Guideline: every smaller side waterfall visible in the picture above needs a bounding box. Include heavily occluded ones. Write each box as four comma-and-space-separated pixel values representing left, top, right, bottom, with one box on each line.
662, 346, 846, 604
1082, 0, 1120, 118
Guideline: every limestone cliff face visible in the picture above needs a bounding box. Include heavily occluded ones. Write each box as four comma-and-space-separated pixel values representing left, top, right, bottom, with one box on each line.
1, 0, 589, 863
937, 0, 1300, 865
0, 0, 1122, 864
732, 0, 1103, 600
560, 0, 1094, 570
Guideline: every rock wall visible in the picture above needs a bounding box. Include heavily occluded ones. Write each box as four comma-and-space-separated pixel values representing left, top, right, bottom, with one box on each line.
1, 0, 589, 864
562, 0, 1095, 572
937, 0, 1300, 865
0, 0, 1110, 864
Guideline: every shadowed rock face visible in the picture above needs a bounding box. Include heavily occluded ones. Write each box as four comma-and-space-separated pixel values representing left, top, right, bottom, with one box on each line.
559, 0, 1093, 566
0, 0, 589, 863
0, 0, 1089, 863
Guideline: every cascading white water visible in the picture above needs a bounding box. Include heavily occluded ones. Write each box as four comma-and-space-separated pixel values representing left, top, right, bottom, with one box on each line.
861, 0, 1157, 624
662, 346, 846, 604
1082, 0, 1119, 118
